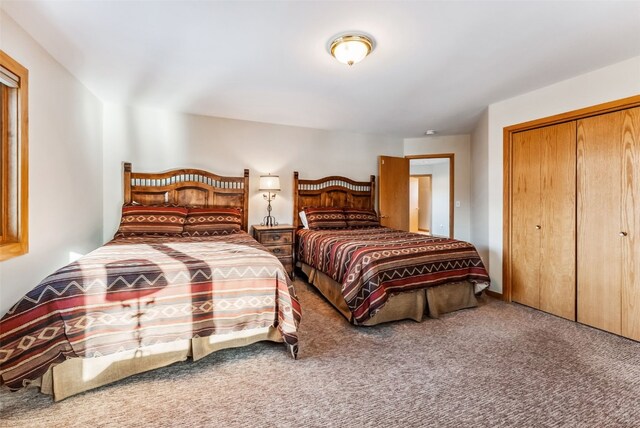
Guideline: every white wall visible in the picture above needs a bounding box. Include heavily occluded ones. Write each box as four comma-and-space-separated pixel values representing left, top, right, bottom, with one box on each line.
470, 109, 489, 269
102, 103, 403, 240
479, 56, 640, 293
0, 12, 104, 316
404, 135, 471, 242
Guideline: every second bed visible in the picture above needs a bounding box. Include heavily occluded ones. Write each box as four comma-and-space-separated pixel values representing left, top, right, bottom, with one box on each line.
293, 171, 490, 326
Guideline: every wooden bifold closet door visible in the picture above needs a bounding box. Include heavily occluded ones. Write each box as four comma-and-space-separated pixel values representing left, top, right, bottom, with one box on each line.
511, 122, 576, 320
577, 107, 640, 340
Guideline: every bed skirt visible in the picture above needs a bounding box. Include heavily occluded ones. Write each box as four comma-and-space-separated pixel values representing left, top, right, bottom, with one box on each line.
29, 326, 282, 401
299, 263, 482, 325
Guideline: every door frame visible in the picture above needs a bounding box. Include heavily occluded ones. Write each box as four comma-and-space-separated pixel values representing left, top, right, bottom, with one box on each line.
503, 95, 640, 303
405, 154, 454, 238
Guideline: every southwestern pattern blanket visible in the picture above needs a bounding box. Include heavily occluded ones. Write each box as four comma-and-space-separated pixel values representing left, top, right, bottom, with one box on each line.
0, 232, 301, 391
297, 228, 489, 324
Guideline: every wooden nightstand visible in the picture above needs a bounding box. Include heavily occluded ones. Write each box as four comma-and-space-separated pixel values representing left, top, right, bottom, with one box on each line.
252, 224, 295, 278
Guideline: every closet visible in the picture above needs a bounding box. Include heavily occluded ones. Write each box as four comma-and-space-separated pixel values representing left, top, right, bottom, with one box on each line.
506, 99, 640, 341
511, 122, 576, 320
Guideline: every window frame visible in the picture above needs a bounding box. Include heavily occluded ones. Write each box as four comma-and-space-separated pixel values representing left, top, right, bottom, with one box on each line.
0, 50, 29, 261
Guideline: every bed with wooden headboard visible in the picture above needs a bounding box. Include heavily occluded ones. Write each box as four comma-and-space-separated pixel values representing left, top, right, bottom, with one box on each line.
124, 162, 250, 230
0, 163, 300, 401
292, 171, 376, 228
293, 171, 489, 327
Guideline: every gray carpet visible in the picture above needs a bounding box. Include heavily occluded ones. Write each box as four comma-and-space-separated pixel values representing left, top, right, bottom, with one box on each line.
1, 279, 640, 427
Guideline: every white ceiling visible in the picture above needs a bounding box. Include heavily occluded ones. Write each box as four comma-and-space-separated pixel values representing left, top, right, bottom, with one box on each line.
2, 1, 639, 137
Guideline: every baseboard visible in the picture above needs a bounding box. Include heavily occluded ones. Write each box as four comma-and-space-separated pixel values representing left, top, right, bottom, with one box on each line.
484, 290, 504, 300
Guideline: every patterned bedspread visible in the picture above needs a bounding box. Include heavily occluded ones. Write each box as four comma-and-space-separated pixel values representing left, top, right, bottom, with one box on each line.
297, 227, 489, 324
0, 232, 301, 391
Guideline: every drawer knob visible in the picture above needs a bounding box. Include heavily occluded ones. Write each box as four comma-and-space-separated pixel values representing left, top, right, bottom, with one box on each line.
272, 248, 282, 254
620, 231, 628, 237
273, 234, 281, 240
535, 225, 541, 230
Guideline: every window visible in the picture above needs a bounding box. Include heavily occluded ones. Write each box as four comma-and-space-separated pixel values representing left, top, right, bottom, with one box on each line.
0, 50, 28, 261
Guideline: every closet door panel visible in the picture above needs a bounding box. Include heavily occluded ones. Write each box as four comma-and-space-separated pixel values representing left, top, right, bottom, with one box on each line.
621, 107, 640, 341
540, 122, 576, 320
511, 130, 542, 309
577, 113, 623, 335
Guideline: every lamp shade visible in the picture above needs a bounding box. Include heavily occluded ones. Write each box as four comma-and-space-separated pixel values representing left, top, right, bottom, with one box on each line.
259, 175, 280, 191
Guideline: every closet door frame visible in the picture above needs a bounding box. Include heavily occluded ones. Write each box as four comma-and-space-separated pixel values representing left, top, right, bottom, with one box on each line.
502, 95, 640, 303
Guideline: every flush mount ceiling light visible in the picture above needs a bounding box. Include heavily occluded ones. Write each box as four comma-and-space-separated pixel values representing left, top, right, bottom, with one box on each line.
329, 34, 374, 66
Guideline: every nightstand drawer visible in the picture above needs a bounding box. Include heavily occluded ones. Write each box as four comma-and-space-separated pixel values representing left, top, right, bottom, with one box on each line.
252, 224, 295, 279
279, 258, 293, 275
259, 231, 293, 245
267, 245, 292, 257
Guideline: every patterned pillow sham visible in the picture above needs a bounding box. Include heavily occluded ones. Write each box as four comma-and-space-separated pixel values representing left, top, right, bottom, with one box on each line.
116, 205, 188, 237
303, 207, 348, 229
344, 208, 380, 228
182, 207, 243, 236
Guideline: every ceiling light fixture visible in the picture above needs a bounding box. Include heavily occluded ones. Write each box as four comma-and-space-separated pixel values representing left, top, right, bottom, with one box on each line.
424, 130, 437, 136
329, 34, 374, 66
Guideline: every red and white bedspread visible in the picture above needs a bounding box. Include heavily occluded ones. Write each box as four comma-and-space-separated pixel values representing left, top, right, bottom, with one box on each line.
297, 227, 489, 324
0, 232, 301, 390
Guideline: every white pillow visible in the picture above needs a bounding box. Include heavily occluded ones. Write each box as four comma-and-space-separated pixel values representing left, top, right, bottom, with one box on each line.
299, 211, 309, 229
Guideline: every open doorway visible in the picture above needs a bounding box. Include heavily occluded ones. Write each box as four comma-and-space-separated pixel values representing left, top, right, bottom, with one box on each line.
407, 155, 454, 238
378, 154, 454, 236
410, 175, 432, 234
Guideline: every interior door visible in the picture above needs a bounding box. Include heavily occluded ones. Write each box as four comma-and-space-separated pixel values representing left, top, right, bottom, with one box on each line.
578, 107, 640, 339
539, 121, 576, 320
577, 111, 624, 335
409, 177, 419, 232
621, 107, 640, 341
511, 129, 542, 309
379, 156, 409, 231
418, 175, 432, 232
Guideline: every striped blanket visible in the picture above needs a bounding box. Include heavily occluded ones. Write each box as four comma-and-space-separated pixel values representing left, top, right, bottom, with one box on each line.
0, 232, 301, 391
297, 228, 489, 324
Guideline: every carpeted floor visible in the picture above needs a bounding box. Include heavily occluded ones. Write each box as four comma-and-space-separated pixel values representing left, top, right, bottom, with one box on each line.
1, 279, 640, 427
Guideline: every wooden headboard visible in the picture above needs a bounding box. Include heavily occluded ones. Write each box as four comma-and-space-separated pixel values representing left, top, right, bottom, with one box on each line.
293, 171, 375, 229
123, 162, 250, 231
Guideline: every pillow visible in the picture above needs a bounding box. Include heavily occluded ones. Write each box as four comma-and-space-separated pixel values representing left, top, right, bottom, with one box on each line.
303, 207, 348, 229
299, 211, 309, 229
116, 205, 188, 236
344, 208, 380, 228
183, 207, 243, 236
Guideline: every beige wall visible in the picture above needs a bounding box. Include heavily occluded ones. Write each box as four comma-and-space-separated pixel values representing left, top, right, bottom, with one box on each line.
0, 12, 104, 316
102, 103, 404, 240
404, 135, 471, 242
477, 56, 640, 293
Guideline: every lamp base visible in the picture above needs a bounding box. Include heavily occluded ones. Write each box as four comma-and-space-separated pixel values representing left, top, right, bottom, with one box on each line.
261, 215, 278, 227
